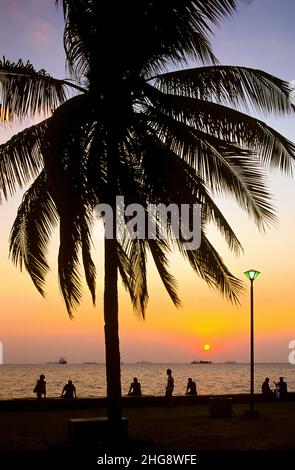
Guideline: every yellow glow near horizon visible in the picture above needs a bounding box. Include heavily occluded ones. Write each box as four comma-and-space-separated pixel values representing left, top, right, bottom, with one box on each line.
203, 344, 211, 351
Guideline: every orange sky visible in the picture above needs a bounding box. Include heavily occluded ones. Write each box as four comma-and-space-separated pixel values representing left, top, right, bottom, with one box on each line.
0, 2, 295, 363
1, 172, 294, 363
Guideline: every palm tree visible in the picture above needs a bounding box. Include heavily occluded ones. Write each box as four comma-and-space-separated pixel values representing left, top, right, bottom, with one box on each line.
1, 1, 294, 423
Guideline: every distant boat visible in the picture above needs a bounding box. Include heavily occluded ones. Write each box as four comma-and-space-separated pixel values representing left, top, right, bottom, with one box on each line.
225, 361, 236, 364
47, 357, 67, 364
58, 357, 67, 364
191, 360, 212, 364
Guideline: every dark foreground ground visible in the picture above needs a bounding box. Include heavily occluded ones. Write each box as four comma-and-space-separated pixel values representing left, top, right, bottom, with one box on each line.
0, 398, 294, 468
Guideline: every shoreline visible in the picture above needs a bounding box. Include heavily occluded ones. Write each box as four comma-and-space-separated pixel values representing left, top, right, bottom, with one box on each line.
0, 392, 294, 412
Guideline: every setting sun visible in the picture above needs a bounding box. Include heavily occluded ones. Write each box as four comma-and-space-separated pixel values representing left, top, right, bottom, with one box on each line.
203, 344, 211, 351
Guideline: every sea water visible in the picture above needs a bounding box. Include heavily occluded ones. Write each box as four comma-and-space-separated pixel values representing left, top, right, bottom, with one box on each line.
0, 363, 294, 399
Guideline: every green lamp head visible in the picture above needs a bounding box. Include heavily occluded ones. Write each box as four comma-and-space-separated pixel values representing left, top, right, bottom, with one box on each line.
244, 269, 260, 281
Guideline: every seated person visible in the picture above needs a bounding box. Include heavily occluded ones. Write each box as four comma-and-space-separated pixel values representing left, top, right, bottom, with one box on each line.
128, 377, 142, 396
61, 379, 76, 398
186, 377, 197, 395
261, 377, 274, 399
274, 377, 288, 399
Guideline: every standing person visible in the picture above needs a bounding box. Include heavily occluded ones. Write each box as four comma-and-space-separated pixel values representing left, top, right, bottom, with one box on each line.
261, 377, 274, 400
128, 377, 142, 396
165, 368, 174, 405
33, 374, 46, 399
274, 377, 288, 399
186, 378, 197, 395
61, 379, 77, 398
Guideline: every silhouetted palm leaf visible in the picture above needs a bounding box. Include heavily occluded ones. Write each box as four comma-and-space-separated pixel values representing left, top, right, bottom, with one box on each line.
153, 66, 295, 114
56, 0, 245, 77
58, 215, 83, 316
0, 58, 69, 122
81, 210, 96, 306
144, 83, 295, 174
135, 116, 277, 229
116, 239, 136, 307
147, 238, 181, 308
130, 238, 148, 317
0, 121, 50, 202
179, 234, 244, 304
9, 171, 58, 296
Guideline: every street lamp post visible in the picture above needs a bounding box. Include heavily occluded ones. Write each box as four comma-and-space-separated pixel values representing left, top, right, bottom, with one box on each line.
244, 269, 260, 418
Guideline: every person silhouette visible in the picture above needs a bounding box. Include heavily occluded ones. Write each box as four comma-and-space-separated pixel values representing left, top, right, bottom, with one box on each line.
261, 377, 273, 400
33, 374, 46, 399
274, 377, 288, 399
186, 378, 197, 395
61, 379, 76, 398
128, 377, 142, 396
165, 368, 174, 405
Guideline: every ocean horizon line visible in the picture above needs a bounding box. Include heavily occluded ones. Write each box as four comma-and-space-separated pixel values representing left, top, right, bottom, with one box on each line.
0, 362, 292, 366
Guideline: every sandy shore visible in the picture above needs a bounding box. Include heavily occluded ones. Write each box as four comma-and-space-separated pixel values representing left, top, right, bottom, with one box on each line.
0, 399, 295, 467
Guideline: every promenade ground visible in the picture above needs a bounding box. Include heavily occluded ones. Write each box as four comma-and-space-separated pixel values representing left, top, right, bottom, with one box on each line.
0, 399, 294, 467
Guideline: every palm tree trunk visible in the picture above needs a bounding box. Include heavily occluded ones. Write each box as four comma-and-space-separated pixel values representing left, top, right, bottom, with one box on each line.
103, 220, 122, 423
103, 124, 122, 422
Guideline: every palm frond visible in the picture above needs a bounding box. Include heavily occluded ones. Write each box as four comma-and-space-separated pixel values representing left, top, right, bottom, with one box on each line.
40, 95, 97, 316
146, 124, 243, 251
58, 214, 83, 317
152, 66, 295, 115
0, 57, 69, 121
116, 239, 136, 307
191, 0, 239, 25
179, 233, 244, 304
63, 14, 91, 80
120, 131, 243, 305
196, 178, 243, 255
0, 119, 48, 202
147, 238, 181, 307
9, 171, 58, 296
115, 234, 148, 318
129, 238, 148, 319
136, 0, 241, 70
56, 1, 244, 80
163, 149, 244, 254
144, 84, 295, 174
124, 121, 244, 254
139, 109, 277, 229
81, 211, 96, 305
56, 1, 95, 80
57, 200, 96, 317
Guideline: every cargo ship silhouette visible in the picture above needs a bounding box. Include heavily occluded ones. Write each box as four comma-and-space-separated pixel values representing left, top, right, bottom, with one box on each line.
46, 357, 67, 364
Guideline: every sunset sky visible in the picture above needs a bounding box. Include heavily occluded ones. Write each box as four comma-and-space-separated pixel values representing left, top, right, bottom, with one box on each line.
0, 0, 294, 364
